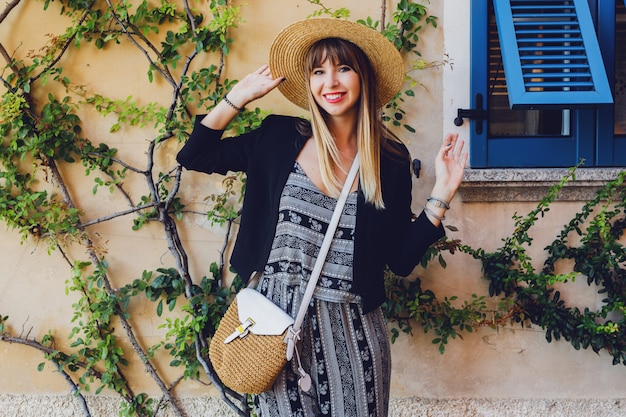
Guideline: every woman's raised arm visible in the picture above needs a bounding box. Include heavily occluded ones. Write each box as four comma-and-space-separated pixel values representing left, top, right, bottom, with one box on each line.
201, 64, 285, 130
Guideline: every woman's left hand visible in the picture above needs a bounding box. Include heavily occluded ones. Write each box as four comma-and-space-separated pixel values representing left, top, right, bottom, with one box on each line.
431, 132, 468, 203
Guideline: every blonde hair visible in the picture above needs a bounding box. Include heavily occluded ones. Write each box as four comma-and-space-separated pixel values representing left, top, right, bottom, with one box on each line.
304, 38, 402, 209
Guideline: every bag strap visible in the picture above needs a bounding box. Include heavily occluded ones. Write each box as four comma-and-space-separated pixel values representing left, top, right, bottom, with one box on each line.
285, 154, 360, 361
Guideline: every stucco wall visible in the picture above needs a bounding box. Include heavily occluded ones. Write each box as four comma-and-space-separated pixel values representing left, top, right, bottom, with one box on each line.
1, 0, 624, 416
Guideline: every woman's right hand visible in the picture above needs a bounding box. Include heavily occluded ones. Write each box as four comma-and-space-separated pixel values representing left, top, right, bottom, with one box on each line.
224, 65, 285, 110
200, 65, 284, 130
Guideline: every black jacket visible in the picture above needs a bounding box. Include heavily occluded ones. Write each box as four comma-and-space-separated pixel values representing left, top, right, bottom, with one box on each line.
177, 114, 444, 313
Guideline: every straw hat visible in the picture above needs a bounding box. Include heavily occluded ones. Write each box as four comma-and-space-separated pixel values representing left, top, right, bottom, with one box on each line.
269, 18, 405, 110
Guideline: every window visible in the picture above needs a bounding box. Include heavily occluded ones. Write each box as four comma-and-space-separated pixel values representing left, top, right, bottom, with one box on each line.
469, 0, 626, 168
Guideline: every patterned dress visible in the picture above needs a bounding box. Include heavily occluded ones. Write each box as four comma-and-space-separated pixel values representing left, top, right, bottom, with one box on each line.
254, 162, 391, 417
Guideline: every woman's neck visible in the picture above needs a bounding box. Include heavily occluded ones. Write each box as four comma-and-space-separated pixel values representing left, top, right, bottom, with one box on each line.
328, 118, 358, 157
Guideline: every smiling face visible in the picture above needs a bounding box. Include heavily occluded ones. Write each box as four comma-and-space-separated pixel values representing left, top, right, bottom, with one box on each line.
309, 58, 361, 120
305, 39, 376, 123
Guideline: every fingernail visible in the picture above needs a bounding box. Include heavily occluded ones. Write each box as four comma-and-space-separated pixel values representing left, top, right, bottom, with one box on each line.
281, 77, 287, 82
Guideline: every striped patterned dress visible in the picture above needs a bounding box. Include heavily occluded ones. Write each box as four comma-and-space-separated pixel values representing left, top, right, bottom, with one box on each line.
254, 162, 391, 417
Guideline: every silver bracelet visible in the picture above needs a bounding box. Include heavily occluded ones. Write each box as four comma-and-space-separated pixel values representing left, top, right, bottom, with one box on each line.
427, 196, 450, 209
223, 94, 245, 112
423, 205, 445, 221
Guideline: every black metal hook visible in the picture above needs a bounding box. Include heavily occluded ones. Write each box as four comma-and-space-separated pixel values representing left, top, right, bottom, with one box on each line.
412, 159, 421, 179
453, 94, 488, 134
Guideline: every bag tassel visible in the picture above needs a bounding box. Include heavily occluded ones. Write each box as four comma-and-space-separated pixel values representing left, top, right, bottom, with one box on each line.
285, 325, 311, 391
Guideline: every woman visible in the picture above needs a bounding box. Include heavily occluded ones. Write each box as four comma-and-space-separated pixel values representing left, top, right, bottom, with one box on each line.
177, 18, 467, 417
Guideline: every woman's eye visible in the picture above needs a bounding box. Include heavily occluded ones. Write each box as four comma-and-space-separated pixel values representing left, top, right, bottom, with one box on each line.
312, 69, 324, 75
338, 65, 352, 72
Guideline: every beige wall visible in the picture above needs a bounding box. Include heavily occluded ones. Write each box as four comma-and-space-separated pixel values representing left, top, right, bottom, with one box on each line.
1, 1, 625, 416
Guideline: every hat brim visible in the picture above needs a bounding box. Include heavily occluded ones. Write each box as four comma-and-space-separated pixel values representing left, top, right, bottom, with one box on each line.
269, 18, 405, 110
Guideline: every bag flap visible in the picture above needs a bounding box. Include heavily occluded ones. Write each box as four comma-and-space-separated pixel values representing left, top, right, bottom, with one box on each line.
236, 288, 294, 336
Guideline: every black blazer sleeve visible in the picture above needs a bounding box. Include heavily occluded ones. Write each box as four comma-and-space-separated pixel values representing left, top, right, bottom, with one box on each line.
381, 142, 445, 276
352, 141, 445, 313
176, 115, 258, 175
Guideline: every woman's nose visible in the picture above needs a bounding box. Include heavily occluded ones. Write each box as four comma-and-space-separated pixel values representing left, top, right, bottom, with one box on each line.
325, 73, 339, 88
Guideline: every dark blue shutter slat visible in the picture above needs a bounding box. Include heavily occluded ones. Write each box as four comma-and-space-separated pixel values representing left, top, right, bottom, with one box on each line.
518, 46, 585, 51
524, 72, 590, 79
517, 37, 583, 43
519, 55, 587, 61
493, 0, 613, 108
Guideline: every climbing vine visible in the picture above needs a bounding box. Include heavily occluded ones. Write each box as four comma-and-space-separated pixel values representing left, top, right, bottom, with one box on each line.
468, 169, 626, 365
384, 167, 626, 363
0, 0, 258, 415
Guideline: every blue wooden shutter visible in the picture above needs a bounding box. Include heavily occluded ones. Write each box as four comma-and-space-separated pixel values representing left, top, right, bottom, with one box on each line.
493, 0, 613, 109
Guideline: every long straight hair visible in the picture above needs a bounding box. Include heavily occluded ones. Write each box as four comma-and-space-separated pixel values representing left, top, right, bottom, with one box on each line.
302, 38, 402, 209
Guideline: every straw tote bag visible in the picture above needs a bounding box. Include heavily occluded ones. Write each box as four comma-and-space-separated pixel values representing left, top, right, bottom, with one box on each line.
208, 156, 360, 394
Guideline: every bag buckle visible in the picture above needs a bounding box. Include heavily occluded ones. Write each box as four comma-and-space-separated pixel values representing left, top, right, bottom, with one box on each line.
284, 326, 301, 360
223, 318, 255, 344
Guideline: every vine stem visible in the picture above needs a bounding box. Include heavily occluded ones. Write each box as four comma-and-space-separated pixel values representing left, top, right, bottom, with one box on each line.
0, 1, 35, 110
43, 157, 153, 415
0, 0, 20, 23
55, 362, 93, 417
380, 0, 386, 30
0, 333, 92, 417
218, 215, 238, 283
78, 202, 158, 228
31, 1, 97, 85
104, 0, 175, 89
